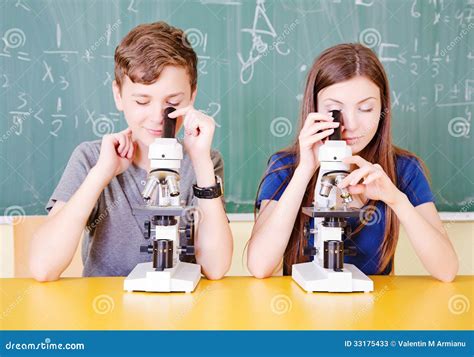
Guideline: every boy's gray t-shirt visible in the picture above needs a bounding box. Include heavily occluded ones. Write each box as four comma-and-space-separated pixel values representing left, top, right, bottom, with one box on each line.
45, 140, 224, 277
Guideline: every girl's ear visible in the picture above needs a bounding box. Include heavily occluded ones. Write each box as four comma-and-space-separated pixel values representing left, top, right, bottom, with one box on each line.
112, 80, 124, 111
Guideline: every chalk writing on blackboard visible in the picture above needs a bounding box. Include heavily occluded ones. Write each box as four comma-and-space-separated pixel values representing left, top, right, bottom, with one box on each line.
237, 0, 290, 84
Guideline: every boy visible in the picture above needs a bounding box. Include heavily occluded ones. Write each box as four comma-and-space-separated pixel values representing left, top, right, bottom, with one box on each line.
31, 22, 233, 281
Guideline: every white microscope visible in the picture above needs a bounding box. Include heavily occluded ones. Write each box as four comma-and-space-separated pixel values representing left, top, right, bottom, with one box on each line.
124, 107, 201, 293
292, 110, 374, 293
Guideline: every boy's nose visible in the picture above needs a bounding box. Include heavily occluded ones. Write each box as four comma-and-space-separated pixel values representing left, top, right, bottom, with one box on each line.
149, 106, 165, 124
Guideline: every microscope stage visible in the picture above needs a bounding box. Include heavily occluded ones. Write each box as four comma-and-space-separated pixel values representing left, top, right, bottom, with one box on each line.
302, 206, 362, 218
292, 261, 374, 293
124, 262, 201, 293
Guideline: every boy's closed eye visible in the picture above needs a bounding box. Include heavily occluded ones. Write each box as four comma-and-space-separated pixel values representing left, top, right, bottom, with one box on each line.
135, 100, 181, 106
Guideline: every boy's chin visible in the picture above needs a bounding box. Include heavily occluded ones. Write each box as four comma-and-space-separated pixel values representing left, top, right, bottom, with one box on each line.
133, 135, 156, 148
140, 132, 163, 145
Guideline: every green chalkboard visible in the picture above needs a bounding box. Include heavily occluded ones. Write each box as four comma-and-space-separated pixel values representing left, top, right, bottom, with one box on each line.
0, 0, 473, 215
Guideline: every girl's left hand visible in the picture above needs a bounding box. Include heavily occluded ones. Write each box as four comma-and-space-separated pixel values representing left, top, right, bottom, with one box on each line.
168, 106, 215, 163
337, 155, 403, 207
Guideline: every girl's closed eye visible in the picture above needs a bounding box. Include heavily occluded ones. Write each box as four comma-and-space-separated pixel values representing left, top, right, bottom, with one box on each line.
167, 101, 180, 106
325, 106, 342, 113
359, 107, 373, 113
135, 100, 149, 106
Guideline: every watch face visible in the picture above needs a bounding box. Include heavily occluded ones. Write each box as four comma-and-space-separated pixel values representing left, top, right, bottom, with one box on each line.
193, 177, 222, 199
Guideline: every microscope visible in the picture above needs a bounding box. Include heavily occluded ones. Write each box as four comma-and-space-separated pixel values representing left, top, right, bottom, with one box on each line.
292, 110, 374, 293
124, 107, 201, 293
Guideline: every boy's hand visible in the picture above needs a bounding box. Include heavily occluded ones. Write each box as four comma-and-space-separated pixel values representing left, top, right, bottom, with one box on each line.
168, 106, 215, 164
94, 127, 136, 184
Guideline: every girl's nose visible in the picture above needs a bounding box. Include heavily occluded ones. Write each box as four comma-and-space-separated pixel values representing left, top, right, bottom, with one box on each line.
341, 111, 357, 131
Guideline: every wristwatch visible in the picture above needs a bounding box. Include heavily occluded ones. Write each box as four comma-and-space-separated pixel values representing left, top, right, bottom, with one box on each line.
193, 175, 223, 199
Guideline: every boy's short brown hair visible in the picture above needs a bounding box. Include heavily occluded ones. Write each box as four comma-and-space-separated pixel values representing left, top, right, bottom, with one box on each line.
114, 21, 198, 91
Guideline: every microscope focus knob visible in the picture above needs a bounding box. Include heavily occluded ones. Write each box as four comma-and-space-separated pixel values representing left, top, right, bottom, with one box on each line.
140, 245, 153, 253
303, 246, 317, 256
181, 246, 195, 256
344, 245, 357, 257
144, 221, 151, 239
303, 222, 311, 240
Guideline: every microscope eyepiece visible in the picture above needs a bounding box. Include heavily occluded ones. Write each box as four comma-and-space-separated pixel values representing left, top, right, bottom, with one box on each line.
163, 107, 177, 138
328, 110, 342, 141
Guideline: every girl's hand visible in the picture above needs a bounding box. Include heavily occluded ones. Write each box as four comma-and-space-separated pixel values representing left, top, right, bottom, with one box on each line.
94, 127, 136, 183
337, 155, 403, 207
168, 106, 215, 164
297, 112, 340, 177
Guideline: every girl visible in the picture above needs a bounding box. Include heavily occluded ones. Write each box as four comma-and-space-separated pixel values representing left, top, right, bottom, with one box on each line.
248, 43, 458, 282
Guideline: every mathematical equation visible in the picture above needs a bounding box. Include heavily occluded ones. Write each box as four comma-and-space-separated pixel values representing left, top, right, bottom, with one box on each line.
1, 0, 473, 142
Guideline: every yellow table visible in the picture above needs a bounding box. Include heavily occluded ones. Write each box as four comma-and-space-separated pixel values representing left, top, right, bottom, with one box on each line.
1, 276, 472, 330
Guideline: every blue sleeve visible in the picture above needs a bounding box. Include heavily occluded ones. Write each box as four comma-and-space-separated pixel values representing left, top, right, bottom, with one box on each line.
397, 156, 435, 207
256, 153, 295, 209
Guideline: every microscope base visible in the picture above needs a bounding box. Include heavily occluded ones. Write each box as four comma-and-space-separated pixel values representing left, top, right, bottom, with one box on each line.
124, 262, 201, 293
292, 261, 373, 293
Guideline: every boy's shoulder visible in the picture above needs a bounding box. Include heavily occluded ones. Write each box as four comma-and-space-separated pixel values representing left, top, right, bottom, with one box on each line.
209, 148, 223, 164
68, 139, 102, 168
74, 139, 102, 153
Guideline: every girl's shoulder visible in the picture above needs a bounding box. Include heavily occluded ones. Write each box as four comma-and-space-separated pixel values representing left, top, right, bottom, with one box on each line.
394, 152, 434, 205
267, 151, 297, 170
394, 153, 426, 179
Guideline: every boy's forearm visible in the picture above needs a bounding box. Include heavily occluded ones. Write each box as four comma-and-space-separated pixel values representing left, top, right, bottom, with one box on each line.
31, 168, 109, 281
192, 158, 233, 280
195, 198, 232, 280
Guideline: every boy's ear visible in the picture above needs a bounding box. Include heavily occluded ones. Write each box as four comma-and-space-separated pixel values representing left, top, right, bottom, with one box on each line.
112, 80, 124, 111
190, 86, 197, 105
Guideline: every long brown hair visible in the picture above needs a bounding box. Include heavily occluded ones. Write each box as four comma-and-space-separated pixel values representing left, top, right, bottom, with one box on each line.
254, 43, 429, 275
